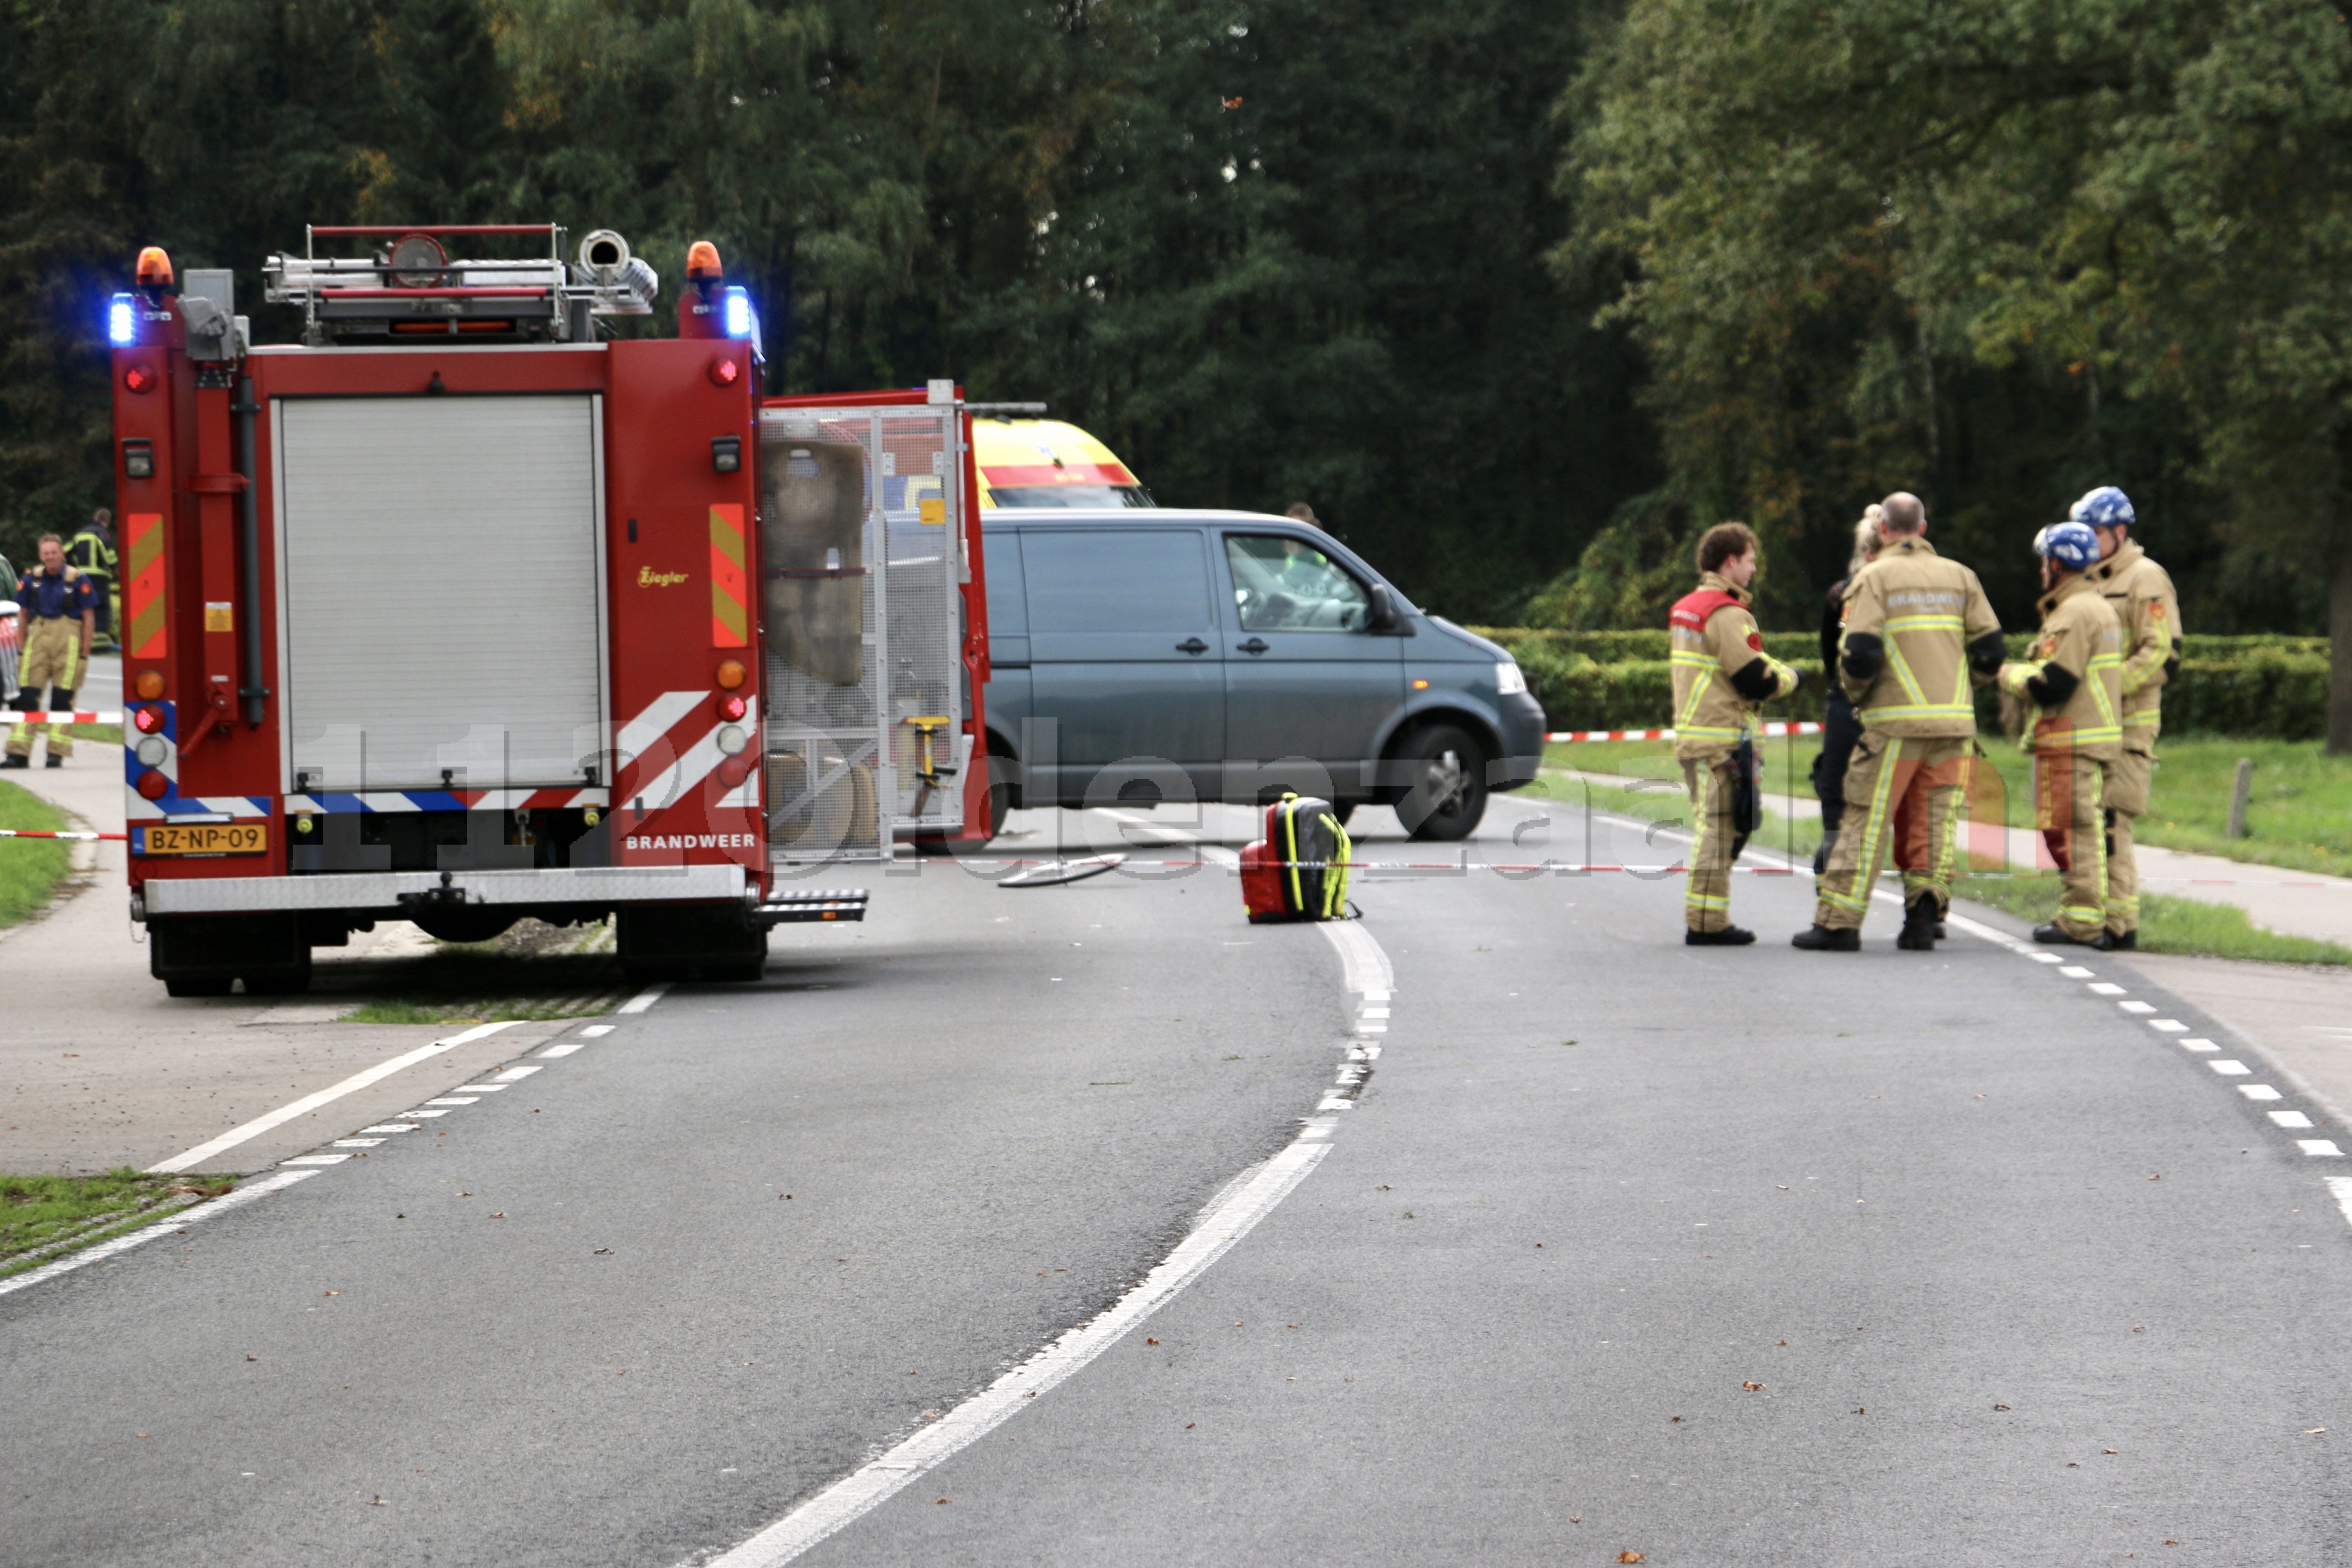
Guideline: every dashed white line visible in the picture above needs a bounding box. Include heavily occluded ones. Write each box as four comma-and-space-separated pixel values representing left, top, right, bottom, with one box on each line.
425, 1097, 480, 1106
2240, 1085, 2284, 1101
2180, 1038, 2220, 1053
2149, 1019, 2189, 1032
2088, 983, 2126, 996
2211, 1060, 2252, 1076
579, 1023, 616, 1038
332, 1138, 385, 1148
538, 1042, 585, 1058
2059, 965, 2097, 979
2297, 1140, 2345, 1158
2270, 1111, 2314, 1128
279, 1153, 350, 1166
145, 1021, 524, 1174
492, 1065, 543, 1082
2119, 1000, 2156, 1015
617, 983, 671, 1015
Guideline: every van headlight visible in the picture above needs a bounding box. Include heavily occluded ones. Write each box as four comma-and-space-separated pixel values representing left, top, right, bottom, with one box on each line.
1495, 660, 1527, 697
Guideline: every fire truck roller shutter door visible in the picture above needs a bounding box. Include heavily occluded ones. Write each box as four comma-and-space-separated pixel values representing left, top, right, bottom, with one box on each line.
277, 395, 606, 791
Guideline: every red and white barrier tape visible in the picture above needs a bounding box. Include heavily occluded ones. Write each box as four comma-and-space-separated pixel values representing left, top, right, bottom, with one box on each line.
5, 712, 122, 725
1545, 721, 1824, 744
0, 829, 124, 841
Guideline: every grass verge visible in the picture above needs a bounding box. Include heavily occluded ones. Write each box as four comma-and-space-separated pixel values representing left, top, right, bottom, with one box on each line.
340, 919, 623, 1025
1953, 874, 2352, 965
0, 1168, 233, 1279
0, 778, 73, 928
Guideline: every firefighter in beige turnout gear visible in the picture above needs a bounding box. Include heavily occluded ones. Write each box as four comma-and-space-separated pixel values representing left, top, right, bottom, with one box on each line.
1670, 523, 1804, 946
1797, 493, 2006, 952
2000, 520, 2125, 947
2075, 487, 2179, 949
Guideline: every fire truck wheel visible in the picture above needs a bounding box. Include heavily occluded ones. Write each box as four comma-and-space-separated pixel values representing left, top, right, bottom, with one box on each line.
986, 753, 1015, 839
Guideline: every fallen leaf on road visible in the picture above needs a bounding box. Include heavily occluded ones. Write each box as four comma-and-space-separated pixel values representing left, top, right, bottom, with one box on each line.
490, 1213, 506, 1219
372, 1497, 387, 1506
935, 1498, 949, 1505
1619, 1553, 1645, 1563
324, 1291, 339, 1296
2132, 1325, 2145, 1332
1288, 1324, 1298, 1329
1776, 1340, 1788, 1346
1569, 1516, 1582, 1523
922, 1411, 939, 1419
1743, 1381, 1765, 1392
2148, 1173, 2161, 1180
1994, 1405, 2011, 1411
1853, 1407, 1865, 1415
457, 1192, 471, 1198
246, 1356, 257, 1362
135, 1433, 149, 1439
2306, 1427, 2328, 1434
1670, 1416, 1681, 1423
1146, 1338, 1160, 1345
594, 1248, 611, 1255
2104, 1449, 2118, 1454
1186, 1422, 1196, 1429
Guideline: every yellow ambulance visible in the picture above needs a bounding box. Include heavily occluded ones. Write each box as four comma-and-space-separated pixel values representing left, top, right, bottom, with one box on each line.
971, 417, 1155, 508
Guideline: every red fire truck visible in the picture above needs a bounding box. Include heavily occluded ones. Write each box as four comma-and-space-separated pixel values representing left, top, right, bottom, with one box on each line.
107, 224, 990, 995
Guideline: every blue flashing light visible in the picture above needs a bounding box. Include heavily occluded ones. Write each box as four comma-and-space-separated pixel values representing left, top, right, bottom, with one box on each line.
107, 294, 137, 347
723, 285, 754, 340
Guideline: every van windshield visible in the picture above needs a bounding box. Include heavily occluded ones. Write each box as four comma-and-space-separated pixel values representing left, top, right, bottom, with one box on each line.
1225, 534, 1372, 632
986, 484, 1155, 508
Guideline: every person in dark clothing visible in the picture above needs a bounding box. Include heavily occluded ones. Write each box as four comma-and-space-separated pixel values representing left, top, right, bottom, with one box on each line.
1809, 505, 1883, 873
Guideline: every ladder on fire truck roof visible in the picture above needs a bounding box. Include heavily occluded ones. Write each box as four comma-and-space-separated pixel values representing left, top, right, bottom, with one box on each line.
263, 223, 661, 345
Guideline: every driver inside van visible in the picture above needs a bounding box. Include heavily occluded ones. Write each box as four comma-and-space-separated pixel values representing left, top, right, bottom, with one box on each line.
1228, 533, 1369, 631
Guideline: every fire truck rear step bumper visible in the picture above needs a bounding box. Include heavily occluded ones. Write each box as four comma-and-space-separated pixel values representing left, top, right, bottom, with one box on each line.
751, 889, 868, 925
140, 865, 745, 918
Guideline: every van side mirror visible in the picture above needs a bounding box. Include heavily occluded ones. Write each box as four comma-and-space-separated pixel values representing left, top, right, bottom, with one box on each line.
1366, 582, 1412, 635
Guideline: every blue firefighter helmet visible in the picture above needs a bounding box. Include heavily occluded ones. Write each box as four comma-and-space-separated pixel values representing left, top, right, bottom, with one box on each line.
2038, 521, 2100, 572
2069, 486, 2135, 531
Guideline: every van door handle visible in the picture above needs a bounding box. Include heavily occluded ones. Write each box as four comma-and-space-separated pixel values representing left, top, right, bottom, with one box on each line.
1175, 637, 1210, 655
1236, 637, 1270, 655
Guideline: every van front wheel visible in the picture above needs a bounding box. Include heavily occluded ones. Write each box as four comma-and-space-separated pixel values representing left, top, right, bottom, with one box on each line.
1395, 724, 1488, 842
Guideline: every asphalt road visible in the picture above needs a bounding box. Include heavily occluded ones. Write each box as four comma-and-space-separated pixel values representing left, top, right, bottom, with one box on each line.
5, 789, 2349, 1567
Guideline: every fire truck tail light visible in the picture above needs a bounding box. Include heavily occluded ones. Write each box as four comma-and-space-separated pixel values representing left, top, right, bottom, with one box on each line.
715, 724, 749, 756
709, 355, 741, 387
686, 241, 723, 282
132, 704, 165, 733
123, 364, 157, 394
108, 296, 137, 346
717, 692, 748, 723
134, 671, 165, 700
717, 754, 753, 789
715, 659, 746, 689
135, 247, 173, 288
135, 769, 169, 801
135, 735, 169, 767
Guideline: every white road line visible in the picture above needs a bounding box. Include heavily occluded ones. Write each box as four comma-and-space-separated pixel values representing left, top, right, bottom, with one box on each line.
2240, 1085, 2285, 1101
537, 1042, 586, 1058
356, 1125, 417, 1134
404, 1108, 451, 1118
2119, 1000, 2156, 1014
2211, 1060, 2252, 1076
2328, 1178, 2352, 1229
459, 1084, 510, 1093
2297, 1140, 2345, 1158
579, 1023, 616, 1037
2180, 1038, 2220, 1052
2088, 983, 2127, 996
280, 1153, 351, 1166
145, 1021, 523, 1174
698, 884, 1396, 1568
332, 1139, 385, 1148
2059, 965, 2097, 979
425, 1097, 479, 1107
2150, 1019, 2188, 1032
0, 1169, 320, 1298
617, 983, 671, 1015
703, 1139, 1334, 1567
2270, 1111, 2314, 1128
493, 1065, 544, 1082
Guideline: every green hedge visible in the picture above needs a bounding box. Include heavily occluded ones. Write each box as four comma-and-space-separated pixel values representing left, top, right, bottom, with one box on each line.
1478, 628, 2332, 740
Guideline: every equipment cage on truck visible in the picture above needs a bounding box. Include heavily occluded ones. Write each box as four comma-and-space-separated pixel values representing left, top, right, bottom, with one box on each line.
106, 224, 992, 996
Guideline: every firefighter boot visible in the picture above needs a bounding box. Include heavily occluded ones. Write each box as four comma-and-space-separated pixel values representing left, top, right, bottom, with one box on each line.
0, 755, 24, 769
1791, 924, 1861, 952
2032, 921, 2116, 952
1896, 891, 1939, 951
1686, 925, 1757, 947
2110, 930, 2139, 952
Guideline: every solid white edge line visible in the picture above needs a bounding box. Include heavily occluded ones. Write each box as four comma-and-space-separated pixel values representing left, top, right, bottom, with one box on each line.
144, 1021, 524, 1174
617, 983, 671, 1015
699, 1136, 1334, 1568
0, 1169, 319, 1298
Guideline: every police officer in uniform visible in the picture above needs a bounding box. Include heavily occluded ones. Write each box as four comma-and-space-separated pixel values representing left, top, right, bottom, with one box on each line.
2076, 487, 2180, 950
5, 533, 97, 769
1670, 522, 1803, 946
1796, 492, 2005, 951
64, 507, 118, 651
2000, 521, 2126, 947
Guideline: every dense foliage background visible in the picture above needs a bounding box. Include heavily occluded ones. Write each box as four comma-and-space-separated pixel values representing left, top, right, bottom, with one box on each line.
4, 0, 2349, 736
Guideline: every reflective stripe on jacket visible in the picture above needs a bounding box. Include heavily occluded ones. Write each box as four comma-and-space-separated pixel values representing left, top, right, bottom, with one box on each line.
1668, 572, 1798, 761
1838, 537, 2002, 736
2086, 541, 2180, 746
2000, 573, 2124, 760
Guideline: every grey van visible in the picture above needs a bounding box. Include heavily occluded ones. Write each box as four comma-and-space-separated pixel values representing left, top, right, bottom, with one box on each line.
977, 511, 1547, 839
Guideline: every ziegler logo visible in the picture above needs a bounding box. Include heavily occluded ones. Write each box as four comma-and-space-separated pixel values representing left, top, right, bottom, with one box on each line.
637, 567, 689, 588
